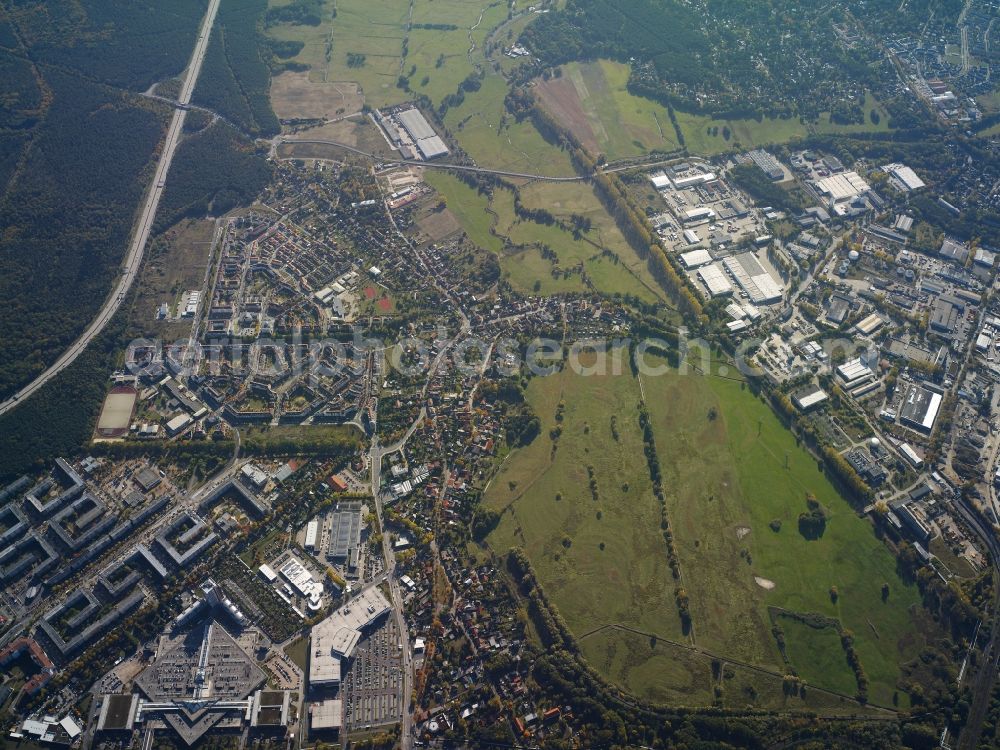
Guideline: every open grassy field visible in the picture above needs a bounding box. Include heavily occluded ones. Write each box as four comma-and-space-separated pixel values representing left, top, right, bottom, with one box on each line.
484, 355, 933, 708
776, 614, 858, 697
422, 171, 502, 253
675, 110, 808, 156
424, 170, 664, 301
641, 361, 927, 707
501, 246, 588, 297
579, 626, 880, 712
267, 0, 510, 111
580, 628, 714, 707
492, 185, 663, 302
265, 0, 337, 76
518, 180, 660, 291
533, 59, 812, 158
405, 0, 508, 106
485, 354, 687, 652
266, 0, 407, 110
535, 60, 682, 160
975, 86, 1000, 115
811, 91, 892, 136
442, 73, 576, 176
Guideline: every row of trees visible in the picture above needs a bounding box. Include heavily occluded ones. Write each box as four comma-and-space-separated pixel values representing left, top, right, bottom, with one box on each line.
527, 100, 703, 321
192, 0, 280, 137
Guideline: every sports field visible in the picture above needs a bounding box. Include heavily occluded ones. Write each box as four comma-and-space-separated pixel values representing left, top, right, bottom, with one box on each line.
96, 387, 138, 438
485, 356, 932, 708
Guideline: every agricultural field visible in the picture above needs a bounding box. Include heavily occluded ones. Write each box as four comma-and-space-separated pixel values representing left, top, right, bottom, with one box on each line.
535, 59, 683, 160
270, 70, 364, 121
484, 355, 934, 708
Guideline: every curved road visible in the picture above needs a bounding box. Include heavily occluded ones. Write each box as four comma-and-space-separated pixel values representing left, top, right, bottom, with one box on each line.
0, 0, 222, 417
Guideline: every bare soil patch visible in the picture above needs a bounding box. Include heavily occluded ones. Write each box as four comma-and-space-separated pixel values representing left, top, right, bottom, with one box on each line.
271, 71, 364, 121
416, 207, 462, 242
535, 74, 599, 154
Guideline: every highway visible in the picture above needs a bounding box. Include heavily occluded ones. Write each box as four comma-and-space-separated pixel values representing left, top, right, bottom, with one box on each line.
0, 0, 222, 418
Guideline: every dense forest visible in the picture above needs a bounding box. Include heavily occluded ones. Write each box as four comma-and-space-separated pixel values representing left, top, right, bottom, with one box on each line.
156, 122, 273, 232
0, 1, 209, 400
521, 0, 905, 120
265, 0, 327, 28
5, 0, 208, 90
0, 71, 167, 400
192, 0, 280, 137
0, 309, 127, 482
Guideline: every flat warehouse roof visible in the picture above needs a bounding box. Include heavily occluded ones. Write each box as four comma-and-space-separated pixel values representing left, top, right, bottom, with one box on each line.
900, 385, 942, 431
817, 171, 869, 201
837, 358, 873, 383
697, 265, 732, 297
329, 505, 361, 558
311, 700, 342, 729
680, 249, 712, 268
416, 135, 449, 159
397, 108, 436, 140
794, 388, 828, 410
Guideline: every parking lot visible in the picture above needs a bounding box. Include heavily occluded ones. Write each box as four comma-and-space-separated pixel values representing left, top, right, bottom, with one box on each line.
342, 616, 403, 732
263, 650, 301, 690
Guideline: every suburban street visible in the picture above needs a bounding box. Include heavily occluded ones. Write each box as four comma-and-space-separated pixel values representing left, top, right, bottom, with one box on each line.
0, 0, 222, 417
